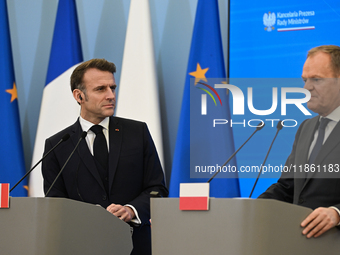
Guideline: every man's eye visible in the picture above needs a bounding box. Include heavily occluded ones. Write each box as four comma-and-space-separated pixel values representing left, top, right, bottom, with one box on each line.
312, 78, 323, 83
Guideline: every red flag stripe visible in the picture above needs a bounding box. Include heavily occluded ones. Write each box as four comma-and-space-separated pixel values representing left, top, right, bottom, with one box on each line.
0, 183, 9, 208
179, 196, 208, 210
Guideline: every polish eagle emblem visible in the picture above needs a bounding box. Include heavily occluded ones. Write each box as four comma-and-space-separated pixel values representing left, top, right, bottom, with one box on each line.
263, 12, 276, 31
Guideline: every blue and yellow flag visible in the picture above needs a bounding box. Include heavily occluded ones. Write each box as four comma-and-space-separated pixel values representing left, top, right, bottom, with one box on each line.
169, 0, 240, 197
0, 0, 27, 196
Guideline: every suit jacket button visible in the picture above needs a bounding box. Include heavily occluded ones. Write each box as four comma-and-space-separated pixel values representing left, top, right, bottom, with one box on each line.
102, 195, 107, 200
298, 198, 304, 204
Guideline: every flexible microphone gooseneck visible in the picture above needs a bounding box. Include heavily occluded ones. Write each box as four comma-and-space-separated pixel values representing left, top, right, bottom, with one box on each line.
207, 122, 265, 183
45, 132, 87, 197
10, 133, 70, 193
249, 121, 283, 198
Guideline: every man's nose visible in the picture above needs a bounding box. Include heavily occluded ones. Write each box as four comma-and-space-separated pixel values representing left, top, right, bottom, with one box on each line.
107, 88, 115, 99
303, 79, 313, 91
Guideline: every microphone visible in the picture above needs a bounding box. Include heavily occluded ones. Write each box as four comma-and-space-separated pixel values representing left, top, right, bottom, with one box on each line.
207, 122, 265, 183
249, 120, 283, 198
10, 133, 70, 193
45, 131, 87, 197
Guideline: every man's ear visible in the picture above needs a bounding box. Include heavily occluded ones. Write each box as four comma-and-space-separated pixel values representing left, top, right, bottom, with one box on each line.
73, 89, 83, 105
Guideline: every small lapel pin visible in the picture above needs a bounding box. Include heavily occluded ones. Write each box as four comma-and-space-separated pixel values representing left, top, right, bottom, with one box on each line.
115, 129, 119, 132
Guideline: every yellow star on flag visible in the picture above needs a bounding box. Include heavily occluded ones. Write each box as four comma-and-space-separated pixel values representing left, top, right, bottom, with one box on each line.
189, 63, 209, 84
6, 82, 18, 102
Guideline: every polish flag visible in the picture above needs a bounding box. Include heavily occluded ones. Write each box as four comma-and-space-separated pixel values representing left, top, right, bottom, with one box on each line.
179, 183, 209, 210
0, 183, 10, 208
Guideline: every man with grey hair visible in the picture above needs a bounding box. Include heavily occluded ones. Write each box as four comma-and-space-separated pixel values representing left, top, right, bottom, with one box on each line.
259, 45, 340, 237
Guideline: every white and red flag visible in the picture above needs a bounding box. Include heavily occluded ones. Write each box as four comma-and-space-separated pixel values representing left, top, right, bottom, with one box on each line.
179, 183, 209, 210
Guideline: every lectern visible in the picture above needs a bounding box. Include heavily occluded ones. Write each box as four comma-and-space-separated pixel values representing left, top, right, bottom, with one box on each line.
151, 198, 340, 254
0, 197, 133, 254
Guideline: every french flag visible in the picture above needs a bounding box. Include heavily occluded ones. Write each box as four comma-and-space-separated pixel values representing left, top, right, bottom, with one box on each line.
0, 183, 9, 208
29, 0, 83, 197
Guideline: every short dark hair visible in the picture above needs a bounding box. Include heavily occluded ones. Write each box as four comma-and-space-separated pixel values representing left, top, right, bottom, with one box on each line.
307, 45, 340, 76
70, 58, 116, 92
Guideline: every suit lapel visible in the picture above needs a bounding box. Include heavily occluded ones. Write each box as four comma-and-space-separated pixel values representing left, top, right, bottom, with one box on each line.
108, 117, 123, 191
314, 120, 340, 165
71, 120, 105, 191
294, 117, 319, 196
298, 118, 340, 191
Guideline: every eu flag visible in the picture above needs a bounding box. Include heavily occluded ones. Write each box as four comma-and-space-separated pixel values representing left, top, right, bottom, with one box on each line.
0, 0, 27, 196
169, 0, 240, 197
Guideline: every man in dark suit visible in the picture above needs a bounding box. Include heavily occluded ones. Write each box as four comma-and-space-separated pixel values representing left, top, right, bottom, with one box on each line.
42, 59, 168, 255
259, 45, 340, 238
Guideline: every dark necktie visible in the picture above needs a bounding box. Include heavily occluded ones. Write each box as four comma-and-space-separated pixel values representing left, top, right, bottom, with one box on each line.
308, 117, 331, 164
90, 125, 108, 170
